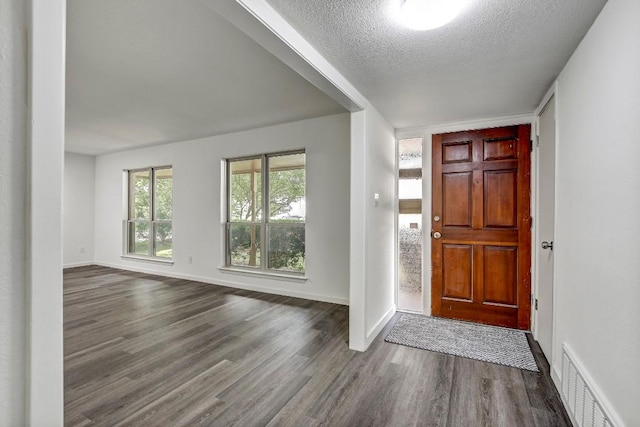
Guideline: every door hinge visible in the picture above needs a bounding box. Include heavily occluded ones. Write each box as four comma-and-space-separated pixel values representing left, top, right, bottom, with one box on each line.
530, 139, 534, 152
530, 216, 533, 228
535, 299, 539, 310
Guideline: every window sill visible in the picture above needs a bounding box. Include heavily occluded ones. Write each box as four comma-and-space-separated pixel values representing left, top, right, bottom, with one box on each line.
121, 255, 174, 265
218, 267, 307, 283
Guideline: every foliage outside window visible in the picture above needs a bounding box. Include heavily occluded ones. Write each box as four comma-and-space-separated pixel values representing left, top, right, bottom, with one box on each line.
226, 151, 305, 273
126, 166, 173, 259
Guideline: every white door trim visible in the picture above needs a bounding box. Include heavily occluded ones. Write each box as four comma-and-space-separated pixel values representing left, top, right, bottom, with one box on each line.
532, 81, 559, 364
396, 114, 536, 318
28, 0, 66, 425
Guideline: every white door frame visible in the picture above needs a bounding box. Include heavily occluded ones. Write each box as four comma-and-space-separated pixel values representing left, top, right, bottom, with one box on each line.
396, 113, 536, 318
28, 0, 66, 425
532, 81, 559, 361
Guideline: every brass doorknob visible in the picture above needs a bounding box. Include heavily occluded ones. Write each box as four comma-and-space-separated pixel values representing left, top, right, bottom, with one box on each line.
433, 231, 442, 239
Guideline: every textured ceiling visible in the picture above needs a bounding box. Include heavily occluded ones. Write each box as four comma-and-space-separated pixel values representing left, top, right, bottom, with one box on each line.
65, 0, 346, 155
266, 0, 607, 129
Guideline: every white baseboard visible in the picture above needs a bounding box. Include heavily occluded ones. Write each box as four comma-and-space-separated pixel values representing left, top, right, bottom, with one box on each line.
364, 304, 397, 349
551, 363, 562, 391
63, 261, 95, 269
93, 261, 349, 306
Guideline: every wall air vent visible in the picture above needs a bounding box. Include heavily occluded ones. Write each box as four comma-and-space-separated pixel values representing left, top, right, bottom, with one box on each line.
561, 345, 615, 427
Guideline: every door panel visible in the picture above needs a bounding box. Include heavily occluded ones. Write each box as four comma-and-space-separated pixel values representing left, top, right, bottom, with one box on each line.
443, 173, 472, 227
442, 244, 473, 300
484, 137, 518, 161
443, 141, 473, 163
536, 97, 556, 358
484, 170, 517, 227
432, 125, 531, 329
483, 246, 518, 306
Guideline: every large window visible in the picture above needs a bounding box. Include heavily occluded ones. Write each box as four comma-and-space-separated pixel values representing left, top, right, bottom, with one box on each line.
226, 151, 305, 274
126, 166, 173, 259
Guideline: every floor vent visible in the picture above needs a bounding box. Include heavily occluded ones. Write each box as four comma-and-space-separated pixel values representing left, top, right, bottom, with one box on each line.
561, 345, 614, 427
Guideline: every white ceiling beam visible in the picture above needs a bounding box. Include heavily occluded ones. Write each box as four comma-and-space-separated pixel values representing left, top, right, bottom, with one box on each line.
200, 0, 368, 112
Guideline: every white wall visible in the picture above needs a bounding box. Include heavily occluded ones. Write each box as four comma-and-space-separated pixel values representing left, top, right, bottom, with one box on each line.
554, 0, 640, 425
94, 113, 350, 304
349, 107, 396, 351
364, 108, 397, 339
0, 0, 27, 424
64, 152, 96, 267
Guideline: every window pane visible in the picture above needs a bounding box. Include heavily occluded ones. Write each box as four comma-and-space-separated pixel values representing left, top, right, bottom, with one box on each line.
128, 221, 150, 256
228, 223, 261, 267
269, 153, 305, 222
399, 138, 423, 170
154, 222, 172, 258
267, 224, 305, 272
398, 214, 422, 312
131, 170, 151, 220
399, 177, 422, 199
229, 159, 262, 222
155, 168, 173, 220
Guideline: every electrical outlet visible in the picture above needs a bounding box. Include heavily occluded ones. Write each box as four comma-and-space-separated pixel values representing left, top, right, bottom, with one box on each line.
80, 246, 85, 253
187, 256, 193, 264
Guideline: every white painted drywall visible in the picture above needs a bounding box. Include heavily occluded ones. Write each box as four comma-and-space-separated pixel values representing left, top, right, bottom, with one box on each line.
66, 0, 346, 155
93, 113, 350, 304
363, 107, 397, 342
0, 0, 27, 424
349, 106, 397, 351
553, 0, 640, 425
64, 152, 96, 267
29, 0, 66, 425
202, 0, 367, 112
349, 111, 367, 351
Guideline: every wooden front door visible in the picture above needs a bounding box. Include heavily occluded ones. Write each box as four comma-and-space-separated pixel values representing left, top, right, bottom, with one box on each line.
431, 125, 531, 329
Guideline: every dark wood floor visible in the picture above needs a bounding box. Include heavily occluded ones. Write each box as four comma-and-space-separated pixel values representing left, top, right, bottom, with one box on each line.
64, 265, 570, 427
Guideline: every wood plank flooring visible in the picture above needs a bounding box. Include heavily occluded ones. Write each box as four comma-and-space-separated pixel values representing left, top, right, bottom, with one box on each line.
64, 266, 570, 426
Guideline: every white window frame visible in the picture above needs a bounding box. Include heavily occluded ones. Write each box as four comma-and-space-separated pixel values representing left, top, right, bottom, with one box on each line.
123, 165, 173, 263
224, 150, 306, 276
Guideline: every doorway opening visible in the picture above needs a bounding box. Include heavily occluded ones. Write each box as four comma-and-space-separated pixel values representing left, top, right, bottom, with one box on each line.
430, 125, 532, 329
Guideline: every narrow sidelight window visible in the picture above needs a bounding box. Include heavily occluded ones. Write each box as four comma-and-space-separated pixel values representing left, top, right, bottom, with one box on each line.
126, 166, 173, 259
397, 138, 423, 312
226, 151, 305, 274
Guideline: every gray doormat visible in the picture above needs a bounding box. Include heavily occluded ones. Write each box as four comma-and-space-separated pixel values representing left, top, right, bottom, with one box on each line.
385, 314, 539, 372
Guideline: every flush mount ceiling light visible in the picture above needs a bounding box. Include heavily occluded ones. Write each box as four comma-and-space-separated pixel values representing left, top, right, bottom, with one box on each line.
398, 0, 469, 31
